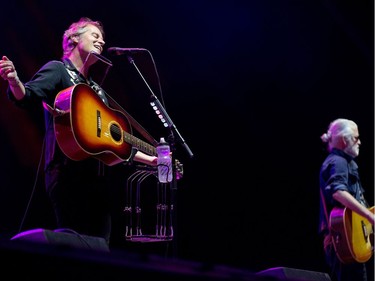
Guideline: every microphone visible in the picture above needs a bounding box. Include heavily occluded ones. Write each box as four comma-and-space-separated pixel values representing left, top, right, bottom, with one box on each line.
107, 47, 147, 55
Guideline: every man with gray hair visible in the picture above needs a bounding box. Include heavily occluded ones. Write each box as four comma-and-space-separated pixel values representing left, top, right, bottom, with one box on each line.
319, 118, 374, 281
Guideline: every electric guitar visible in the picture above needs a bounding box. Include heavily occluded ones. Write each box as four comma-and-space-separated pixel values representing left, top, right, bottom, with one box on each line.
329, 206, 374, 264
53, 83, 183, 178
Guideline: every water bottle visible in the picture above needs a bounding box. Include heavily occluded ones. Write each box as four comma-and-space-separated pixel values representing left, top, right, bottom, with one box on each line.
157, 137, 173, 183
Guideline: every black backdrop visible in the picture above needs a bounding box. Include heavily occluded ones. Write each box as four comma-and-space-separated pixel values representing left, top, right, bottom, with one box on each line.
0, 0, 373, 277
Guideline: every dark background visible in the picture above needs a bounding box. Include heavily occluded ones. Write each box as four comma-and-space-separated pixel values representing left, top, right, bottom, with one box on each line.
0, 0, 373, 277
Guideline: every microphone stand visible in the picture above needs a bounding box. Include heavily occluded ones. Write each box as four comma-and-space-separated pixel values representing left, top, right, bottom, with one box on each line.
125, 51, 194, 258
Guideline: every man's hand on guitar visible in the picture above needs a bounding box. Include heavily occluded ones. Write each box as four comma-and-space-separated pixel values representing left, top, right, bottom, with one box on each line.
133, 151, 158, 166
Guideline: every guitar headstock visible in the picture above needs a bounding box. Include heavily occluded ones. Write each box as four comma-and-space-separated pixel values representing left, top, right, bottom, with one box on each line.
175, 159, 184, 180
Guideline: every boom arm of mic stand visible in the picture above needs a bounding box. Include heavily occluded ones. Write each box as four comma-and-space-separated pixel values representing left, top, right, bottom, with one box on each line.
150, 96, 194, 159
126, 53, 194, 159
125, 52, 192, 257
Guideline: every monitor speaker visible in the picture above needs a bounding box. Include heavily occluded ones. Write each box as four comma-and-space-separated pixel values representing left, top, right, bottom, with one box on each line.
256, 266, 331, 281
10, 228, 109, 252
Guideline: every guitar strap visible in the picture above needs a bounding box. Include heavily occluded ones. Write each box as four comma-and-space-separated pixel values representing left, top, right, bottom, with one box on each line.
320, 188, 330, 232
320, 188, 337, 254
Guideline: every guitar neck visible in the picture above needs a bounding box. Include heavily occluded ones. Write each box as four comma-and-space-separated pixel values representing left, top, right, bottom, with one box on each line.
123, 131, 156, 156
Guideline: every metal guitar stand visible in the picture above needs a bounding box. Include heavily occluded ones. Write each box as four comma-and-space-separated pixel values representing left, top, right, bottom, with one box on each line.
124, 165, 173, 242
109, 48, 193, 255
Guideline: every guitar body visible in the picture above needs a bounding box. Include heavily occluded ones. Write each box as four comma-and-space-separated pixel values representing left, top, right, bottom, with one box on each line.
54, 83, 136, 166
329, 206, 374, 264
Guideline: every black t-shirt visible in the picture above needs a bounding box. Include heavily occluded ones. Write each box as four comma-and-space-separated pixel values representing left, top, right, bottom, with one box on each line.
8, 58, 108, 176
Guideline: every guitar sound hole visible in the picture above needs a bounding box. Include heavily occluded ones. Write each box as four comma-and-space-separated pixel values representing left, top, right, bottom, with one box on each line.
110, 124, 122, 142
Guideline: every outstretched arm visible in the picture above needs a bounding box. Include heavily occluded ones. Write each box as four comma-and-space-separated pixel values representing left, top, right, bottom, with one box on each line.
0, 55, 26, 100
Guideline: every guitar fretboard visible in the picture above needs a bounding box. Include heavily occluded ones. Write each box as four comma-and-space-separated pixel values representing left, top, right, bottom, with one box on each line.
123, 131, 156, 156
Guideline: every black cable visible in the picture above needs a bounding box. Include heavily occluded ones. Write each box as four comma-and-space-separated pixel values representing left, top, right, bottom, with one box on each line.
17, 113, 51, 233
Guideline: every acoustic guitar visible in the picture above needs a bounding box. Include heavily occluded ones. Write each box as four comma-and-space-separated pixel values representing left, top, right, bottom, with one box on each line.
53, 83, 181, 174
329, 206, 374, 264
